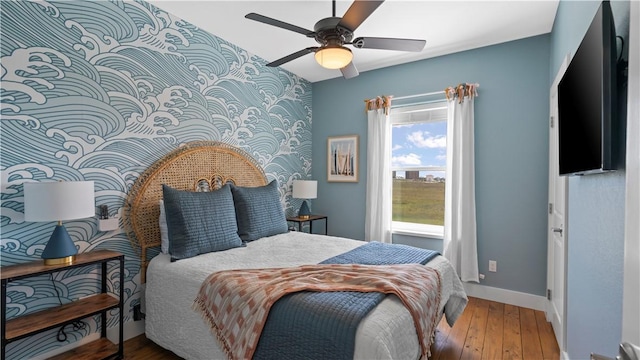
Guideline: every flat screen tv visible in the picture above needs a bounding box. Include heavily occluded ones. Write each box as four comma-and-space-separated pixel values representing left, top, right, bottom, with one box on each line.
557, 1, 621, 176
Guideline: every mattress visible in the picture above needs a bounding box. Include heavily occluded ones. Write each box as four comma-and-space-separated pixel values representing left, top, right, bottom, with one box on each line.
145, 232, 467, 360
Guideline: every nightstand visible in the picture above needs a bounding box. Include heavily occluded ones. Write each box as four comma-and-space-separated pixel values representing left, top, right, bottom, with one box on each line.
1, 250, 124, 360
287, 214, 328, 235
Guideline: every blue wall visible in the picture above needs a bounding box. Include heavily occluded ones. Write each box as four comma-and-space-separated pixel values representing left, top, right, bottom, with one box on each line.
0, 1, 311, 358
312, 35, 551, 296
550, 1, 629, 358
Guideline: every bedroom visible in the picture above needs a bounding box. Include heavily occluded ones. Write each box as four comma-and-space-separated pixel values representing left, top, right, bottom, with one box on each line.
0, 1, 638, 360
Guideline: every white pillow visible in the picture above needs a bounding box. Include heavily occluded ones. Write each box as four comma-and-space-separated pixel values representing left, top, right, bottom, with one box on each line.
159, 200, 169, 254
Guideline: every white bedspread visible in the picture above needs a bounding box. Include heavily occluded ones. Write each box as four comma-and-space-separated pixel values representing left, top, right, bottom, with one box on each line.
145, 232, 467, 360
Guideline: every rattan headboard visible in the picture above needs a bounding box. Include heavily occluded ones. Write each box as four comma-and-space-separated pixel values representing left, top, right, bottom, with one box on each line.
124, 141, 267, 282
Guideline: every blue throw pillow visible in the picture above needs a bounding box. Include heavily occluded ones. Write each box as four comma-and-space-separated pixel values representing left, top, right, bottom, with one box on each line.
230, 180, 288, 242
162, 184, 244, 261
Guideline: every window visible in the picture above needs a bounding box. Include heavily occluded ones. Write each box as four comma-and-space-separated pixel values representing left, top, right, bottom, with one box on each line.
390, 101, 448, 238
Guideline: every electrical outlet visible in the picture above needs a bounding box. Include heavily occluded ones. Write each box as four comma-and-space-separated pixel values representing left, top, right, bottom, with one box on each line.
489, 260, 497, 272
479, 273, 485, 280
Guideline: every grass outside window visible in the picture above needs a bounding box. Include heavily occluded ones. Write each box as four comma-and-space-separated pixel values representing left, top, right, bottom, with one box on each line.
392, 179, 445, 225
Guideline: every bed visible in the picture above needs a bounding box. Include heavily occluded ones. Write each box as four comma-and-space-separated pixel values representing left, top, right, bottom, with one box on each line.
124, 140, 468, 360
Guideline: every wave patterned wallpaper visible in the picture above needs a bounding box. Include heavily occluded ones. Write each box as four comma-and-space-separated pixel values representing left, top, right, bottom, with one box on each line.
0, 1, 311, 358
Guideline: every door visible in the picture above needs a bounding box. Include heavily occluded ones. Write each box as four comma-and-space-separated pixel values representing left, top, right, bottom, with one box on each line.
547, 54, 570, 352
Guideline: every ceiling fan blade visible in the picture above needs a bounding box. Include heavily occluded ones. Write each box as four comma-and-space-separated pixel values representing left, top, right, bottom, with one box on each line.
338, 0, 384, 32
340, 61, 359, 79
352, 37, 426, 52
267, 47, 318, 67
245, 13, 315, 37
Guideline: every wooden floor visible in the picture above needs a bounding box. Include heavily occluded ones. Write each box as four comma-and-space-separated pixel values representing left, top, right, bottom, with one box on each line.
124, 296, 560, 360
429, 297, 560, 360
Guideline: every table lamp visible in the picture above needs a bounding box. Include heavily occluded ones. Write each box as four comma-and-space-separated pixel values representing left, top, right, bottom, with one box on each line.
24, 181, 95, 265
292, 180, 317, 219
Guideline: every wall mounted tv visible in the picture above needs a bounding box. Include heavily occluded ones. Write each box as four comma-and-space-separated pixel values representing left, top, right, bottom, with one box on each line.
557, 0, 625, 176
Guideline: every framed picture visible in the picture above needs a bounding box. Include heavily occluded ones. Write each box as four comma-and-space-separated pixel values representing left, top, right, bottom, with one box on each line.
327, 135, 359, 182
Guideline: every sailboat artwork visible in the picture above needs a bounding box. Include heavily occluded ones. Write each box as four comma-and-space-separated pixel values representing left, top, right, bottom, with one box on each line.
327, 135, 359, 182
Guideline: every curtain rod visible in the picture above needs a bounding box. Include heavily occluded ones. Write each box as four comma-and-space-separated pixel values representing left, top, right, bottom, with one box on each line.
391, 99, 448, 109
364, 84, 479, 112
392, 90, 444, 101
363, 90, 443, 103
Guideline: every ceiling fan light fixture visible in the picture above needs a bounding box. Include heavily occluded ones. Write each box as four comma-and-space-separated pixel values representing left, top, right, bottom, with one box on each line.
314, 46, 353, 69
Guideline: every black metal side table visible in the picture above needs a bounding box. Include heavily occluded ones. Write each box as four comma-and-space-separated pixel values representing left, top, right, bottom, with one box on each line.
286, 214, 328, 235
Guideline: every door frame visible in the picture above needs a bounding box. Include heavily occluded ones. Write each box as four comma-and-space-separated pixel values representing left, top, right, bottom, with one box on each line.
622, 0, 639, 345
547, 54, 570, 354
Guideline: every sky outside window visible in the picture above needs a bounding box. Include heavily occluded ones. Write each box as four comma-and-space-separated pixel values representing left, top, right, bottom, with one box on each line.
392, 120, 447, 178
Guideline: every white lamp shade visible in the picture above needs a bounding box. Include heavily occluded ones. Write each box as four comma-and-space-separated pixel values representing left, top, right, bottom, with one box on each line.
24, 181, 95, 222
292, 180, 317, 199
314, 47, 353, 69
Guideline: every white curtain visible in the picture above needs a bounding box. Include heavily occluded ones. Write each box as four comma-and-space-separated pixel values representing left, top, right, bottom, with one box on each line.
444, 85, 479, 282
365, 97, 392, 243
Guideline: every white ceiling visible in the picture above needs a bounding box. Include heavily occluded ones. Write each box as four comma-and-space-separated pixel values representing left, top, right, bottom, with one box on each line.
148, 0, 559, 83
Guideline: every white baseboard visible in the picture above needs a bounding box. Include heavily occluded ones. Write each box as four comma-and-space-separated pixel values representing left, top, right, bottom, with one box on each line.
32, 319, 145, 359
463, 282, 547, 311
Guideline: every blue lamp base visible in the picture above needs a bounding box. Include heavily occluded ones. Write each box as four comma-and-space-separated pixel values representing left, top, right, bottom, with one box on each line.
298, 200, 311, 219
42, 224, 78, 266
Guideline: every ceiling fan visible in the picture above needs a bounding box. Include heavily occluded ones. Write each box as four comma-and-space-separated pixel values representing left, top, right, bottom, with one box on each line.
245, 0, 426, 79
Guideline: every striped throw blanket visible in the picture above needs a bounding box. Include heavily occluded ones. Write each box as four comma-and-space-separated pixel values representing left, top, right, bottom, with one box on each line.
193, 263, 441, 360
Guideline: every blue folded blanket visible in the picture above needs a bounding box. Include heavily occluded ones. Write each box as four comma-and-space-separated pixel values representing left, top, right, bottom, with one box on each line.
253, 241, 440, 360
